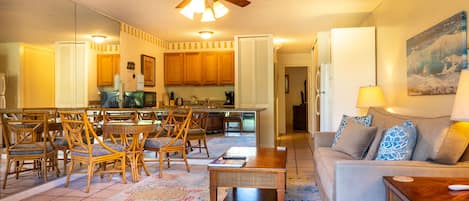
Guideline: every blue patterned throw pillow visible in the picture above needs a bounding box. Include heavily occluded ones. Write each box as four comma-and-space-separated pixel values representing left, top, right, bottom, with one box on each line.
375, 120, 417, 161
332, 114, 373, 147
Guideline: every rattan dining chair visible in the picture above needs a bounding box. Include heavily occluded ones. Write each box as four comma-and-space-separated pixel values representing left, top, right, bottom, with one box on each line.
60, 111, 127, 193
1, 111, 60, 189
23, 108, 68, 174
186, 111, 210, 157
144, 108, 193, 177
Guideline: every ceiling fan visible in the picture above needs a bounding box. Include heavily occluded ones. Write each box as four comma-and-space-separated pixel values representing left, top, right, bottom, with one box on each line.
176, 0, 251, 9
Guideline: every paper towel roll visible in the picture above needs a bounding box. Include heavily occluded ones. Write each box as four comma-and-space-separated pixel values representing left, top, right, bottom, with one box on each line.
114, 74, 120, 91
136, 74, 144, 91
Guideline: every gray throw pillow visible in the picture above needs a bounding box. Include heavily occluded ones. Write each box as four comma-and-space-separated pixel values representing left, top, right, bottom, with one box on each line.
364, 127, 386, 160
433, 123, 469, 164
333, 119, 378, 159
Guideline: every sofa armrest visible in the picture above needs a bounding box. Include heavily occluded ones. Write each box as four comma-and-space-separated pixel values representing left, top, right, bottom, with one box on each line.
334, 160, 469, 201
313, 131, 335, 149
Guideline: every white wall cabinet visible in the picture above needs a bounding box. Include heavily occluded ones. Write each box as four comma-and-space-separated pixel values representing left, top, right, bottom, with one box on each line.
235, 35, 275, 147
55, 42, 88, 108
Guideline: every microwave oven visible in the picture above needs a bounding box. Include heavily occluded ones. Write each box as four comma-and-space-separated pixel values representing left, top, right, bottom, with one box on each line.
144, 92, 157, 107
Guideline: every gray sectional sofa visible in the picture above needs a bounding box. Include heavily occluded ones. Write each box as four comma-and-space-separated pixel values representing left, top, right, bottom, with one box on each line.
313, 107, 469, 201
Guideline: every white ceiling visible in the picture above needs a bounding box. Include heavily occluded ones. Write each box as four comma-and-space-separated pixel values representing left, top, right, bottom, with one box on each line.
74, 0, 382, 53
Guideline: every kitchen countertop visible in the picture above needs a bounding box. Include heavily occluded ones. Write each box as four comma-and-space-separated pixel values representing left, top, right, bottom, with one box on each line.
1, 107, 266, 113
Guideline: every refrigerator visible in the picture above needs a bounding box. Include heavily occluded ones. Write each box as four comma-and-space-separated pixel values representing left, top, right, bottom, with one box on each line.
315, 64, 332, 131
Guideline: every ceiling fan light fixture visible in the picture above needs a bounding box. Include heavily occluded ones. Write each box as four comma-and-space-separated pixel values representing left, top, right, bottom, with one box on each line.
180, 5, 194, 20
201, 8, 215, 22
199, 31, 213, 39
91, 35, 106, 43
190, 0, 205, 13
213, 1, 228, 18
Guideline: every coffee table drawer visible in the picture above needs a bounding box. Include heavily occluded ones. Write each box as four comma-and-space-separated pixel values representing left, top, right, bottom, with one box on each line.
217, 172, 277, 188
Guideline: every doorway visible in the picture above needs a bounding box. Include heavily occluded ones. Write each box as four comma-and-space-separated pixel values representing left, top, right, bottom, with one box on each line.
285, 67, 308, 131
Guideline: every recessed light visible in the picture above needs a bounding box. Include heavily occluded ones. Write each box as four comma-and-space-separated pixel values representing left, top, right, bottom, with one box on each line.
91, 35, 107, 43
199, 31, 214, 40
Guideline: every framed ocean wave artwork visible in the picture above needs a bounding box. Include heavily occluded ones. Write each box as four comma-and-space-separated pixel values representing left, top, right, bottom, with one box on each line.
407, 11, 467, 96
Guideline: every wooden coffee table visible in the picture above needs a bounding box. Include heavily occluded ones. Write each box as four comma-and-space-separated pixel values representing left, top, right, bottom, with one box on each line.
208, 147, 287, 201
384, 176, 469, 201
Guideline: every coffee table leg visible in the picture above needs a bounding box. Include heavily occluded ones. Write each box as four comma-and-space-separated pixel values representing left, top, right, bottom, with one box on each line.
210, 171, 217, 201
210, 186, 217, 201
277, 172, 286, 201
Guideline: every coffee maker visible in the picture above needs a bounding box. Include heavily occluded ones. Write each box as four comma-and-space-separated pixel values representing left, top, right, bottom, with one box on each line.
224, 91, 234, 105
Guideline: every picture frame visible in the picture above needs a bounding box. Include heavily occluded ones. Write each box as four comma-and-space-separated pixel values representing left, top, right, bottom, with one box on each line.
285, 74, 289, 94
141, 54, 155, 86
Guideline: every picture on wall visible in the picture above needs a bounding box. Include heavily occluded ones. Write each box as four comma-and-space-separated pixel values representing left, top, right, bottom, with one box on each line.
407, 11, 467, 96
141, 54, 155, 86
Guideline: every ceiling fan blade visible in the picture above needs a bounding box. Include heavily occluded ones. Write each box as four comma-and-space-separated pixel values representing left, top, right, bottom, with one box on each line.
175, 0, 191, 8
224, 0, 251, 7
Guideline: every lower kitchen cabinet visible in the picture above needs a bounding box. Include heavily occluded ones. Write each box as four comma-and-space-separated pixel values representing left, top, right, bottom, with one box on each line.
206, 112, 224, 133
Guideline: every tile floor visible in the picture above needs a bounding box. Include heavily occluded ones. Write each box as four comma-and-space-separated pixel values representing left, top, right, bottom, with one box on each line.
0, 131, 317, 201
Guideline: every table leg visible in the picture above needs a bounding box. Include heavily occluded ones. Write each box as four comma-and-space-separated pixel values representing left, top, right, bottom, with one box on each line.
209, 171, 217, 201
210, 186, 217, 201
276, 172, 286, 201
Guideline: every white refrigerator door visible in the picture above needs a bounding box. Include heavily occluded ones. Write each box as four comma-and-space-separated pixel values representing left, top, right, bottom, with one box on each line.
319, 64, 332, 132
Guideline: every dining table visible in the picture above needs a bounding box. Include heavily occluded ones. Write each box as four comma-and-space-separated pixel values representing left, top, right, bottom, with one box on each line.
101, 121, 157, 182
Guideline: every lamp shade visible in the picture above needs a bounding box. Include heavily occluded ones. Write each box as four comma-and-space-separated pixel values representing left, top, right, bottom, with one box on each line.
356, 86, 386, 108
451, 70, 469, 121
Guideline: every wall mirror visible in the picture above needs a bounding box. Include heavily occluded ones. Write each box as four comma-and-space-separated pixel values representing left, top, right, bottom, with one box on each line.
0, 0, 120, 197
0, 0, 120, 109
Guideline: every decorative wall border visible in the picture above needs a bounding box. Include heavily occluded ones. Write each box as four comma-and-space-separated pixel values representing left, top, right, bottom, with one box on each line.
166, 41, 234, 51
121, 23, 168, 49
89, 42, 119, 53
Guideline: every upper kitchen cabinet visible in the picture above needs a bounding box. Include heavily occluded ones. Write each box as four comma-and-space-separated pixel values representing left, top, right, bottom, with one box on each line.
201, 52, 219, 85
164, 51, 234, 86
184, 52, 203, 85
218, 51, 234, 85
97, 54, 120, 86
165, 53, 185, 85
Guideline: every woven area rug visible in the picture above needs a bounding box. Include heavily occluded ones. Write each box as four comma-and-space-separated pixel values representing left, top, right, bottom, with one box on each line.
107, 168, 227, 201
286, 176, 321, 201
186, 134, 256, 159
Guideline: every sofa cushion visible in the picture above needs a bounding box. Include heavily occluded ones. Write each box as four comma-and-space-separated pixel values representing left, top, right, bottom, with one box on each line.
333, 119, 377, 159
314, 147, 354, 201
432, 122, 469, 164
367, 107, 451, 161
332, 114, 373, 147
364, 127, 385, 160
376, 120, 417, 161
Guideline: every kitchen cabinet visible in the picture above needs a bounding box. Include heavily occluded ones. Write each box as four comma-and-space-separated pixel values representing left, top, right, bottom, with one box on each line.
184, 52, 202, 85
164, 53, 184, 85
164, 51, 234, 86
201, 52, 219, 85
218, 51, 234, 85
97, 54, 119, 86
206, 112, 224, 133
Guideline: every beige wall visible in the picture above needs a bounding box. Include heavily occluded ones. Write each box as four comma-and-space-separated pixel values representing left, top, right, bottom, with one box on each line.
119, 29, 166, 102
21, 44, 55, 107
277, 53, 313, 133
364, 0, 469, 116
0, 43, 55, 108
165, 86, 234, 102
